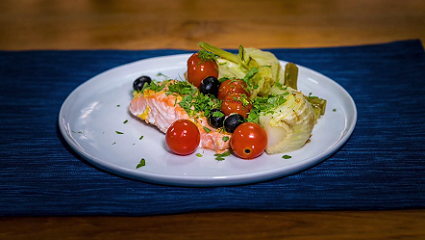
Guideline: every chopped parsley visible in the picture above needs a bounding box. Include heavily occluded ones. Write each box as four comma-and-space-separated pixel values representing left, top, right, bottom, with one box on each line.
156, 72, 169, 78
138, 80, 165, 93
333, 109, 337, 112
148, 81, 165, 92
241, 67, 258, 87
115, 131, 124, 134
282, 155, 292, 159
123, 119, 128, 124
164, 80, 221, 118
112, 142, 116, 145
203, 126, 211, 133
247, 94, 287, 123
166, 80, 197, 96
222, 136, 229, 142
213, 110, 225, 119
274, 81, 288, 91
197, 49, 217, 62
214, 151, 231, 161
139, 136, 144, 140
136, 158, 146, 168
116, 105, 120, 107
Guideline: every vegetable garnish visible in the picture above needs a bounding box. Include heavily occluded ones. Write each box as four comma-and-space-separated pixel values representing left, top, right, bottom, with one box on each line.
116, 105, 120, 107
139, 136, 144, 140
116, 131, 124, 134
156, 72, 169, 78
138, 80, 166, 93
203, 126, 211, 133
196, 153, 203, 157
282, 155, 292, 159
136, 158, 146, 168
150, 80, 222, 118
112, 142, 116, 145
197, 49, 217, 62
166, 80, 197, 96
247, 94, 287, 123
123, 119, 128, 124
214, 151, 231, 161
222, 136, 230, 142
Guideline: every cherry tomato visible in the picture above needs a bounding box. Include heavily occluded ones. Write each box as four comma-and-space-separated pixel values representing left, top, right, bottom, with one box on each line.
220, 93, 253, 118
217, 79, 250, 100
187, 51, 218, 88
231, 122, 267, 159
165, 119, 200, 155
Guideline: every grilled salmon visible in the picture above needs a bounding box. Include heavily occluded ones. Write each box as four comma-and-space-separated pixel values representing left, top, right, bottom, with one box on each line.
129, 80, 231, 153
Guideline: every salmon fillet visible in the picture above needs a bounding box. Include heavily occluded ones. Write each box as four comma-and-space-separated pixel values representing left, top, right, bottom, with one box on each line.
129, 80, 231, 153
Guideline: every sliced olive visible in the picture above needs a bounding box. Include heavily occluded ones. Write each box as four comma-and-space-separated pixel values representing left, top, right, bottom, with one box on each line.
133, 76, 152, 91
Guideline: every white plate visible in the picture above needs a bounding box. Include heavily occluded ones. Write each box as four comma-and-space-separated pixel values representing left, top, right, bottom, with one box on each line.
58, 54, 357, 187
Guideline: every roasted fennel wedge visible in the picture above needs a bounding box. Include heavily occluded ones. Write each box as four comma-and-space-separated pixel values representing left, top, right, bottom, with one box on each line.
258, 86, 316, 154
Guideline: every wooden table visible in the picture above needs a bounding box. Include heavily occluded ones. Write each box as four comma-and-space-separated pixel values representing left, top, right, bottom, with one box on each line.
1, 0, 424, 239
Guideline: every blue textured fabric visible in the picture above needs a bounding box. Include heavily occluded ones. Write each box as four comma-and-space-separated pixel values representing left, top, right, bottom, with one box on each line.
1, 40, 424, 216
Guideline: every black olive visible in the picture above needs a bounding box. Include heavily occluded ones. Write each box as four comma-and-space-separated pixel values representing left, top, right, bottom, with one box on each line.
133, 76, 152, 91
208, 109, 225, 129
224, 114, 245, 133
199, 76, 220, 97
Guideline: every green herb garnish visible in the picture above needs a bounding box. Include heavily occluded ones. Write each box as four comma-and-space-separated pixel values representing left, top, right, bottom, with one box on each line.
222, 136, 229, 142
136, 158, 146, 168
214, 151, 231, 161
160, 80, 221, 119
196, 153, 203, 157
116, 131, 124, 134
197, 49, 217, 62
156, 72, 169, 78
282, 155, 292, 159
247, 94, 287, 123
139, 136, 144, 140
166, 80, 197, 96
203, 126, 211, 133
123, 120, 128, 124
213, 111, 225, 119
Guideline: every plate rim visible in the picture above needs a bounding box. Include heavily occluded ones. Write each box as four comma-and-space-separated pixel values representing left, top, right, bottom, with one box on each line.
58, 53, 357, 187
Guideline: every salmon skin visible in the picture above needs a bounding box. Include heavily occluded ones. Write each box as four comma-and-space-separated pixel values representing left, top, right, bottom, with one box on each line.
129, 80, 231, 153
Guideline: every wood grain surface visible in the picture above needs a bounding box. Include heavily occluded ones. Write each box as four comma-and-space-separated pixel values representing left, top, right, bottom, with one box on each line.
1, 0, 425, 239
1, 0, 424, 50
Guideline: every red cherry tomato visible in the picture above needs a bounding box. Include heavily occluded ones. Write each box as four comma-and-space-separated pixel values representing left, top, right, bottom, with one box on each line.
231, 122, 267, 159
217, 79, 250, 100
187, 51, 218, 88
220, 93, 253, 118
166, 119, 200, 155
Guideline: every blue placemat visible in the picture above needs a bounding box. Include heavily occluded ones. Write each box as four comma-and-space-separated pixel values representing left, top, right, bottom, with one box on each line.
1, 40, 424, 216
